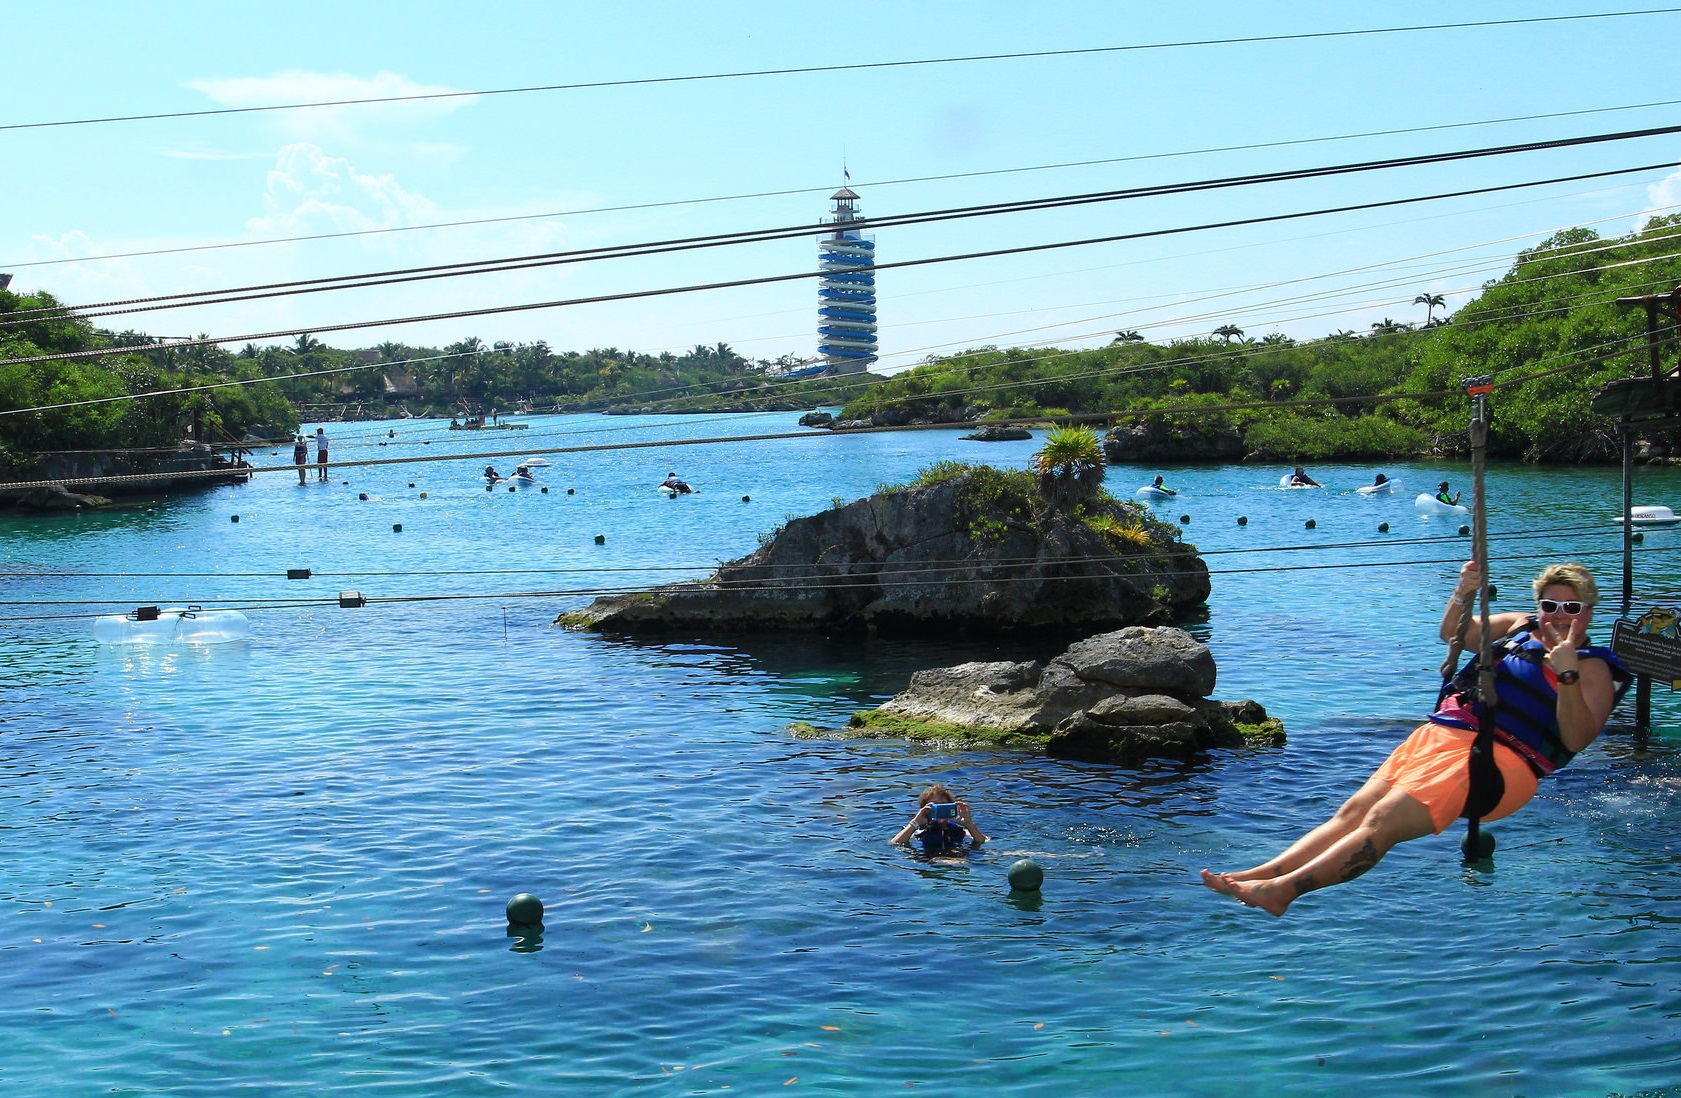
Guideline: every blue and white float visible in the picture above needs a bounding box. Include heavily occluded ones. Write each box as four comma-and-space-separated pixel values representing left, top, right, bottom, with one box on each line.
1615, 505, 1681, 526
92, 605, 251, 645
1135, 484, 1178, 500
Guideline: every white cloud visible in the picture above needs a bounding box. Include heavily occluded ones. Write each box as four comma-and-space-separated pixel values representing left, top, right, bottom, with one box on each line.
1641, 165, 1681, 227
186, 70, 473, 140
246, 143, 440, 237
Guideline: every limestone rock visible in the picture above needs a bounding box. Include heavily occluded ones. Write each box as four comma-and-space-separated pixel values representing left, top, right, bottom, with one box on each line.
849, 626, 1281, 765
1103, 421, 1245, 464
561, 469, 1209, 639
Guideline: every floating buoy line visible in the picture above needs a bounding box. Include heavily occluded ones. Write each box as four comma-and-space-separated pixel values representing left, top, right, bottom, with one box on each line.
6, 534, 1674, 631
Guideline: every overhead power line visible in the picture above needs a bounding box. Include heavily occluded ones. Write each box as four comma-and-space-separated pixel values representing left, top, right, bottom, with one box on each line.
12, 122, 1681, 328
5, 9, 1677, 132
12, 96, 1681, 272
0, 157, 1669, 369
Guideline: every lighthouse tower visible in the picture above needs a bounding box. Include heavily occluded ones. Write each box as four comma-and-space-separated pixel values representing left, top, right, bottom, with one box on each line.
817, 187, 877, 374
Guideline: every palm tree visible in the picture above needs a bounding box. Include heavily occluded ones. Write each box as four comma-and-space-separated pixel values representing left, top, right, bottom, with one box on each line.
1030, 426, 1106, 511
1261, 332, 1294, 347
1414, 292, 1446, 326
1371, 318, 1401, 335
1213, 324, 1245, 343
291, 333, 324, 355
1111, 330, 1145, 344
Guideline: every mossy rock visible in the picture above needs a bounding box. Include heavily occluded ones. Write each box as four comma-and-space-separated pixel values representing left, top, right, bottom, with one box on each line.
844, 711, 1053, 751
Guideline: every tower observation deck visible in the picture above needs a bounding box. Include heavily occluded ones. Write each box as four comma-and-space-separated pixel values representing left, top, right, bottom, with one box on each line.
817, 187, 877, 374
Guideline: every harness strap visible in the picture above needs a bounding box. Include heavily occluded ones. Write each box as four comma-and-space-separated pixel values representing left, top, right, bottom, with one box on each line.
1457, 379, 1502, 851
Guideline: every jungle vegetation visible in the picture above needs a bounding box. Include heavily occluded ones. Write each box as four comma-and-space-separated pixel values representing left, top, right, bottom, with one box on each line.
0, 288, 876, 475
6, 214, 1681, 476
840, 215, 1681, 463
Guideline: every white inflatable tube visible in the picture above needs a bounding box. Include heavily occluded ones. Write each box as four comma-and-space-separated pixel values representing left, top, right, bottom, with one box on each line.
92, 606, 251, 645
1414, 493, 1469, 515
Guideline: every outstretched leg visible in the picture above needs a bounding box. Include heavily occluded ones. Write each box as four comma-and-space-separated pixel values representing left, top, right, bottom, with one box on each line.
1209, 776, 1393, 884
1203, 786, 1435, 917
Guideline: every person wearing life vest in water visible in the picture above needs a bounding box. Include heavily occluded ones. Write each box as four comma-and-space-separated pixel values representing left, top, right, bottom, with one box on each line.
484, 465, 500, 481
1201, 560, 1628, 917
890, 783, 988, 852
1436, 480, 1461, 506
1289, 465, 1321, 487
661, 472, 692, 494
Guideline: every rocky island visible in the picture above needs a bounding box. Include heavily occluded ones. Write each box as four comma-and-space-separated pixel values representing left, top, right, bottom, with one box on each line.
829, 626, 1282, 766
558, 462, 1208, 637
560, 441, 1280, 766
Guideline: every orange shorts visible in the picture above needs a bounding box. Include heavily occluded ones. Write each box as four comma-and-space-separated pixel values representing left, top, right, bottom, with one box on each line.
1373, 723, 1539, 834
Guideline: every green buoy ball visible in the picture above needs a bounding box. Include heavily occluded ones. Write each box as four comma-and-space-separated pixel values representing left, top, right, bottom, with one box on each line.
742, 495, 751, 503
392, 523, 402, 533
1459, 524, 1471, 536
1633, 531, 1644, 543
1179, 514, 1190, 525
1461, 829, 1496, 861
358, 492, 368, 501
1378, 522, 1389, 533
230, 514, 239, 523
594, 534, 606, 545
1008, 858, 1044, 892
568, 488, 575, 495
506, 893, 545, 926
1237, 515, 1247, 526
1305, 518, 1316, 529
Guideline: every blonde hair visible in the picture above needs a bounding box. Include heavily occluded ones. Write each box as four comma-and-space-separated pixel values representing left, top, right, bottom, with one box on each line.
1533, 562, 1598, 607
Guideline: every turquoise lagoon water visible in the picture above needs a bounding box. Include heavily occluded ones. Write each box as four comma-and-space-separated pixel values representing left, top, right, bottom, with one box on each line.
2, 412, 1679, 1097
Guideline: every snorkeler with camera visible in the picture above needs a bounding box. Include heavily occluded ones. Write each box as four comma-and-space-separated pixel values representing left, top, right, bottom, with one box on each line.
890, 784, 988, 850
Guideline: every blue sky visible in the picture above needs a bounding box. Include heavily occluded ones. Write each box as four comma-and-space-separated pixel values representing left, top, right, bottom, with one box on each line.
6, 2, 1681, 372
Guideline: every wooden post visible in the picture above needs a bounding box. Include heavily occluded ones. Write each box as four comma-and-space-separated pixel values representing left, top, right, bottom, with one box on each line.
1622, 421, 1634, 611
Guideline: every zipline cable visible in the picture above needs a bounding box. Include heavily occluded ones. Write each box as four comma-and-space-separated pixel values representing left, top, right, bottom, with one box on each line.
8, 10, 1677, 132
3, 160, 1671, 370
11, 99, 1681, 273
11, 126, 1681, 328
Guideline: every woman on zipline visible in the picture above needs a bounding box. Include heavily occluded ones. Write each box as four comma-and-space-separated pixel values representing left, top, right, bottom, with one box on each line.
1201, 560, 1629, 917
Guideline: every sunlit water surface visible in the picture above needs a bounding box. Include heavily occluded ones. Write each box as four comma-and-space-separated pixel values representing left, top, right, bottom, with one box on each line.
2, 413, 1678, 1097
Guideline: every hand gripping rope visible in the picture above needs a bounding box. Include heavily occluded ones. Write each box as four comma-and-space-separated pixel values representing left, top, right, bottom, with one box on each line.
1439, 376, 1503, 861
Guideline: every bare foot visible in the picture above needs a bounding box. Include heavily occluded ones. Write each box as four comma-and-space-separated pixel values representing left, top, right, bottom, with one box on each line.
1200, 869, 1290, 917
1199, 869, 1235, 894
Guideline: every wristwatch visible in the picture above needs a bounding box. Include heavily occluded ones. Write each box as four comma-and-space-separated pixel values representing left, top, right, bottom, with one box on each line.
1556, 669, 1580, 686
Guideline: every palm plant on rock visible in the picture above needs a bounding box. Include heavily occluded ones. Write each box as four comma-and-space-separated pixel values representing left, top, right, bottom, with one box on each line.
1031, 426, 1107, 511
